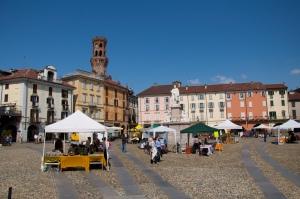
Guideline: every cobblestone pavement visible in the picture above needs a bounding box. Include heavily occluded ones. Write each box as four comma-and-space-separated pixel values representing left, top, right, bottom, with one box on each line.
0, 138, 299, 199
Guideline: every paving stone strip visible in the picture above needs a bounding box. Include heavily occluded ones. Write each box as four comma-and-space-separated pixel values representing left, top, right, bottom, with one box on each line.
26, 144, 79, 199
242, 145, 286, 199
124, 152, 190, 199
256, 143, 300, 187
86, 172, 120, 199
110, 150, 146, 199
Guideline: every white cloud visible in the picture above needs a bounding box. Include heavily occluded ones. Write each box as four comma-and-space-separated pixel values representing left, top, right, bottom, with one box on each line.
187, 78, 201, 85
290, 68, 300, 75
241, 74, 247, 79
212, 75, 235, 83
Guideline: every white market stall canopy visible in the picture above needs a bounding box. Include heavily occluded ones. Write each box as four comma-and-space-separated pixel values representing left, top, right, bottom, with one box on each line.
45, 110, 107, 133
215, 120, 243, 130
275, 119, 300, 130
146, 125, 177, 145
254, 124, 271, 129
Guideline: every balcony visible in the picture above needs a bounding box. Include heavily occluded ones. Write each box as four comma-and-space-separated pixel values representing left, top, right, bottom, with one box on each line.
0, 104, 21, 116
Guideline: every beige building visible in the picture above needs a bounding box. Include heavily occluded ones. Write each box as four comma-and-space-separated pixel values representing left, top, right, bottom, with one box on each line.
62, 36, 130, 130
0, 66, 74, 142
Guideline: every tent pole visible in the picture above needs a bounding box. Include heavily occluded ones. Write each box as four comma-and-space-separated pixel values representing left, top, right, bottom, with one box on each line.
277, 128, 280, 145
41, 130, 46, 171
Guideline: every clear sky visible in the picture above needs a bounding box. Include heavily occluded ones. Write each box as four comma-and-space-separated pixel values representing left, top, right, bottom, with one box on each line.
0, 0, 299, 94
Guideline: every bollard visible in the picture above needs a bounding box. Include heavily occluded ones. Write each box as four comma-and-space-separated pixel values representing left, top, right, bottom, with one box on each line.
8, 187, 12, 199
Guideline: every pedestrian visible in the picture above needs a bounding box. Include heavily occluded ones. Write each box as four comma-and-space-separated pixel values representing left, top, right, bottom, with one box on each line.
34, 134, 38, 144
121, 132, 127, 152
263, 131, 267, 142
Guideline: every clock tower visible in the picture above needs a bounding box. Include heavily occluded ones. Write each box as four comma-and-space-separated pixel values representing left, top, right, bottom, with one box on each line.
90, 36, 108, 76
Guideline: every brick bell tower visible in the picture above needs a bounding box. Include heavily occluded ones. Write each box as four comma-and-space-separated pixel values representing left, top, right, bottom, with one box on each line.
90, 36, 108, 76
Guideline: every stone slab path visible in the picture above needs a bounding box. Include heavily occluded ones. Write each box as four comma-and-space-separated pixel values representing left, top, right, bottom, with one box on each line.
242, 145, 286, 199
256, 142, 300, 187
110, 150, 145, 199
124, 152, 190, 199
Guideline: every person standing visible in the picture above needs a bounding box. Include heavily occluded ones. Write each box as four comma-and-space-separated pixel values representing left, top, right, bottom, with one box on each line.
121, 133, 127, 152
263, 131, 267, 143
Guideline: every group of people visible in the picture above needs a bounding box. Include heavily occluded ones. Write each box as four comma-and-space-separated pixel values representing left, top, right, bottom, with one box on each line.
147, 136, 166, 164
191, 135, 210, 155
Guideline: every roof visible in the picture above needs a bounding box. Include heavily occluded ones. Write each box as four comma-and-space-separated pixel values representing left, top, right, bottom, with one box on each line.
0, 69, 75, 89
289, 93, 300, 101
181, 123, 217, 134
137, 82, 286, 97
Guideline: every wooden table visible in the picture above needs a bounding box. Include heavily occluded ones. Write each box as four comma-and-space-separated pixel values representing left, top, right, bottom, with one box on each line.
44, 154, 106, 171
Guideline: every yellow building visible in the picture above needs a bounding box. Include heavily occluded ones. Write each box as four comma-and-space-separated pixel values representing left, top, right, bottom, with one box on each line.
62, 36, 129, 130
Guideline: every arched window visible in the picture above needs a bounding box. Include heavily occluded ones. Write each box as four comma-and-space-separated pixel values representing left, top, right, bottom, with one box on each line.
99, 50, 102, 56
95, 50, 98, 56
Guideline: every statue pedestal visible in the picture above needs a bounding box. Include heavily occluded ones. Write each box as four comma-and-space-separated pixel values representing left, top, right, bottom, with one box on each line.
171, 105, 182, 122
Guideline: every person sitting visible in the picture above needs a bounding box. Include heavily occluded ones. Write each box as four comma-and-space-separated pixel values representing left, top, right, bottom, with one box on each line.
93, 135, 101, 152
86, 137, 92, 154
287, 131, 297, 143
54, 138, 63, 153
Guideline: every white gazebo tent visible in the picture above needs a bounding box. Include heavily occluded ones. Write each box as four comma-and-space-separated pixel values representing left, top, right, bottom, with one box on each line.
273, 119, 300, 144
147, 125, 177, 150
254, 124, 271, 129
43, 110, 108, 169
215, 120, 243, 130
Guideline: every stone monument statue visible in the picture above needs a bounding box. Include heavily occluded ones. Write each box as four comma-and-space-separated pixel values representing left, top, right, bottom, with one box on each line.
171, 84, 180, 106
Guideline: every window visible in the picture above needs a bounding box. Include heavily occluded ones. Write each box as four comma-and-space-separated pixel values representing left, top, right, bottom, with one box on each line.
226, 93, 231, 100
105, 112, 108, 120
198, 94, 204, 100
155, 104, 159, 111
4, 94, 8, 102
5, 84, 9, 89
145, 105, 149, 111
239, 92, 244, 99
227, 102, 231, 108
82, 94, 87, 103
208, 102, 214, 108
261, 91, 266, 97
49, 87, 52, 96
165, 104, 169, 110
270, 100, 274, 106
209, 109, 213, 118
199, 103, 205, 109
155, 97, 159, 103
248, 112, 253, 119
282, 110, 286, 118
268, 91, 274, 95
209, 94, 212, 100
115, 89, 117, 97
115, 113, 118, 121
248, 101, 252, 107
62, 89, 68, 98
279, 90, 285, 95
180, 104, 184, 110
247, 91, 252, 97
291, 102, 295, 107
114, 99, 118, 107
82, 81, 87, 90
90, 95, 94, 104
269, 111, 277, 119
191, 103, 196, 111
240, 101, 245, 107
105, 87, 108, 96
165, 97, 169, 103
292, 110, 297, 119
240, 112, 245, 119
281, 100, 285, 106
97, 96, 101, 104
219, 102, 224, 108
220, 110, 224, 118
105, 97, 108, 105
145, 98, 149, 104
33, 84, 37, 94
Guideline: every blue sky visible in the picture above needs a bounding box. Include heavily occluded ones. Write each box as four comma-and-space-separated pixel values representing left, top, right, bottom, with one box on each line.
0, 0, 299, 93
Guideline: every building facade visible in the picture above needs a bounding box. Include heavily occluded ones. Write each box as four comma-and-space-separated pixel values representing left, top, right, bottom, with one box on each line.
0, 66, 74, 142
137, 81, 289, 130
62, 36, 130, 130
288, 90, 300, 120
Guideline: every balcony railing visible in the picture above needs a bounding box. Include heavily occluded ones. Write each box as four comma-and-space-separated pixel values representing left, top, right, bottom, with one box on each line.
0, 104, 21, 116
